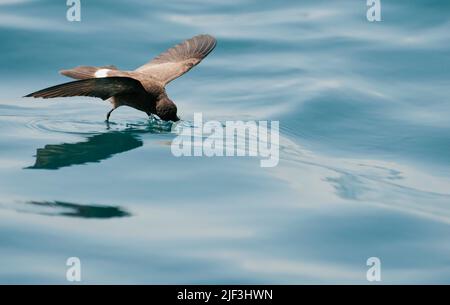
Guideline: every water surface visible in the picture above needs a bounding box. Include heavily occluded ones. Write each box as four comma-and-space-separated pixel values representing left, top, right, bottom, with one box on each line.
1, 0, 450, 284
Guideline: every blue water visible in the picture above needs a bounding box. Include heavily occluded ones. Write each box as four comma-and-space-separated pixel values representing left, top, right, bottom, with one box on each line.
1, 0, 450, 284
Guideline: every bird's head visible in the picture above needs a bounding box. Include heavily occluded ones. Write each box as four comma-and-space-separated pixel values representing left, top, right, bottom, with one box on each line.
156, 97, 180, 122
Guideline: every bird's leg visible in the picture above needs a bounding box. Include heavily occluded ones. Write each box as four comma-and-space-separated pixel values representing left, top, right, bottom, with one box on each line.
106, 108, 115, 122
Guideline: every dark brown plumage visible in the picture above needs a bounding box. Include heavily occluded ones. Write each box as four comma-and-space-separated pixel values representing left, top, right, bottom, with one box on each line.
25, 34, 217, 122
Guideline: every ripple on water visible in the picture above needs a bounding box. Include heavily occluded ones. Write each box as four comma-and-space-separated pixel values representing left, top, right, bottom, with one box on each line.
24, 116, 177, 135
25, 118, 110, 135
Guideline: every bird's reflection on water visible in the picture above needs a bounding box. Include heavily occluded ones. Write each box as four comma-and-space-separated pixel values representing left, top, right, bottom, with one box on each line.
26, 119, 174, 170
12, 201, 131, 219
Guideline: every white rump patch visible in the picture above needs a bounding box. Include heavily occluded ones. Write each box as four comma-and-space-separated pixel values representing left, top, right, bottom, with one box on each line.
95, 69, 110, 78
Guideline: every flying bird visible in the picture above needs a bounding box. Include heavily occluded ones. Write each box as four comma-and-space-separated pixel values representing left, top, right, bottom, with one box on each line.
25, 34, 217, 122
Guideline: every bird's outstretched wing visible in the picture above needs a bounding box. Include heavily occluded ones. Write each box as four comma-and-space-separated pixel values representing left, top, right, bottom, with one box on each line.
60, 65, 119, 80
25, 77, 148, 100
135, 34, 216, 86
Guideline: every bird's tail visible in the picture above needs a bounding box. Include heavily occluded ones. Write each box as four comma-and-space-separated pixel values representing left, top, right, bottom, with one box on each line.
60, 65, 118, 80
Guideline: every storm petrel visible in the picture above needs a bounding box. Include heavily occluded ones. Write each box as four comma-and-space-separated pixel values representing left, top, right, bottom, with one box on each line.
25, 34, 217, 122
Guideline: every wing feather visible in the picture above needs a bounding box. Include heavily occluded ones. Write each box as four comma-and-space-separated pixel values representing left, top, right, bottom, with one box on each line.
25, 77, 148, 100
135, 34, 216, 86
